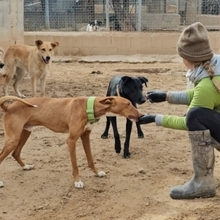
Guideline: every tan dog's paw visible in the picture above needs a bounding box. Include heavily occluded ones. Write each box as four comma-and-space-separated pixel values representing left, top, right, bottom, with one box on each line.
22, 164, 34, 170
74, 181, 84, 188
97, 171, 106, 177
0, 181, 4, 187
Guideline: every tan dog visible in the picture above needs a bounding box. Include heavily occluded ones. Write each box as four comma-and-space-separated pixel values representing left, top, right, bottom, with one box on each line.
0, 95, 141, 188
3, 40, 59, 98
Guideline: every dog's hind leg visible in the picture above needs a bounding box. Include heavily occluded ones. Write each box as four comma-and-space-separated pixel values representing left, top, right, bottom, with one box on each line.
136, 122, 144, 138
0, 127, 30, 187
0, 138, 15, 187
0, 138, 20, 165
12, 129, 34, 170
13, 67, 26, 98
110, 117, 121, 154
0, 128, 24, 187
3, 65, 16, 96
101, 117, 111, 139
81, 130, 106, 177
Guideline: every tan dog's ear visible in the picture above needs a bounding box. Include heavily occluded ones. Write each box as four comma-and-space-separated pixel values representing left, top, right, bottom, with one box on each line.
99, 97, 114, 105
51, 42, 59, 48
35, 40, 43, 47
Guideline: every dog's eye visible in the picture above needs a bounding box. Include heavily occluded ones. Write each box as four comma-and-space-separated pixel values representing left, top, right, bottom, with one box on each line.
49, 49, 52, 51
42, 48, 46, 51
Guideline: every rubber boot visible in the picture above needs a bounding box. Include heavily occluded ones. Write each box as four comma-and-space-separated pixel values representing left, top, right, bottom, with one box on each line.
170, 130, 216, 199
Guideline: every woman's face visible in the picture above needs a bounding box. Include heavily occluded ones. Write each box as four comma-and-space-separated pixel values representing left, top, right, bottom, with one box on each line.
182, 58, 194, 70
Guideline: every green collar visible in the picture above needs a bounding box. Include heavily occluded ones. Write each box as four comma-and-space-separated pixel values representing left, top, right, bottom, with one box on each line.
86, 96, 100, 124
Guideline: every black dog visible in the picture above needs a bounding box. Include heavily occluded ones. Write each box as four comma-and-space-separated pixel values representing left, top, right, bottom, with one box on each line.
0, 47, 4, 68
101, 75, 148, 158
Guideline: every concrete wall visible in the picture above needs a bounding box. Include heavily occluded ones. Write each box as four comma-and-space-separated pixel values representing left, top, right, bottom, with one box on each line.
197, 15, 220, 29
0, 0, 24, 51
24, 31, 220, 56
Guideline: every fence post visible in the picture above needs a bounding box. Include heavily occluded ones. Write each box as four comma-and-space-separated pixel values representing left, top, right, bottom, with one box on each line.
10, 0, 17, 44
45, 0, 50, 29
105, 0, 110, 31
137, 0, 142, 32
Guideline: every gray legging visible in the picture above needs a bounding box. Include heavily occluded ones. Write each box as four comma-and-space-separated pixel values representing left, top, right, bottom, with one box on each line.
186, 107, 220, 143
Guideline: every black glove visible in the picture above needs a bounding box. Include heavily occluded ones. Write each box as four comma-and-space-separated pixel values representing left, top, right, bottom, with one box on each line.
138, 114, 155, 124
147, 91, 167, 103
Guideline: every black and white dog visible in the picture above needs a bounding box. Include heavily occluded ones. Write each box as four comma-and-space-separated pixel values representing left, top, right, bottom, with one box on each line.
86, 20, 102, 31
101, 75, 148, 158
0, 47, 5, 69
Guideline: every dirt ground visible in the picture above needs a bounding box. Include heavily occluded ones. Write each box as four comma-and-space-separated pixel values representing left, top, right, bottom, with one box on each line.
0, 55, 220, 220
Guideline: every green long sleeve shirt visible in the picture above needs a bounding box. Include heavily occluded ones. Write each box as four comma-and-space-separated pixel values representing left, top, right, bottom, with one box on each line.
155, 55, 220, 130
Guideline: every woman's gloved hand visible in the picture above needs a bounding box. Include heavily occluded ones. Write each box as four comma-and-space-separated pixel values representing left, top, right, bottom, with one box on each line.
147, 91, 167, 103
138, 114, 156, 124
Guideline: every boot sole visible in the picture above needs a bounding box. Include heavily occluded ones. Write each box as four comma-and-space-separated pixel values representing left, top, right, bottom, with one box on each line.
170, 191, 216, 200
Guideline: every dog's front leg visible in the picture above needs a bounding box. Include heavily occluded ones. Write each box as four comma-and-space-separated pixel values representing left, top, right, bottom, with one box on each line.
31, 76, 37, 97
67, 135, 84, 188
81, 130, 106, 178
40, 76, 46, 97
136, 122, 144, 138
110, 117, 121, 154
101, 116, 111, 139
123, 119, 133, 158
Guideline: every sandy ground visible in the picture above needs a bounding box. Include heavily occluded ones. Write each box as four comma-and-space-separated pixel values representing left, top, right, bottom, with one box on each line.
0, 55, 220, 220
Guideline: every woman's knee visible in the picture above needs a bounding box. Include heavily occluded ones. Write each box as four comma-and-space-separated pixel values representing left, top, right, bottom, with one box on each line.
186, 107, 205, 130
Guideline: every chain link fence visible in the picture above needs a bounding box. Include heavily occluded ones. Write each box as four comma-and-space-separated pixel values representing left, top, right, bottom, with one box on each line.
24, 0, 220, 32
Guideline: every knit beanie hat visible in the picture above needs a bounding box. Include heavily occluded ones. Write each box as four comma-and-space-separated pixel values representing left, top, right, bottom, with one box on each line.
177, 22, 213, 62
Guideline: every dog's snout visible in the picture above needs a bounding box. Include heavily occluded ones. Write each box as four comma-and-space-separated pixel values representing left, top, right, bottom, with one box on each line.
139, 99, 146, 104
0, 63, 4, 68
42, 56, 51, 64
137, 97, 146, 105
46, 56, 50, 61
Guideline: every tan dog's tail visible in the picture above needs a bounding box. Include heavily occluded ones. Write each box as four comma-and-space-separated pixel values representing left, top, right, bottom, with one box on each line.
0, 96, 37, 112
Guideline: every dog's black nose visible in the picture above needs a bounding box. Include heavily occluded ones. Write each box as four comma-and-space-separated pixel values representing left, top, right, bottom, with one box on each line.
0, 63, 4, 68
46, 56, 50, 61
138, 99, 146, 105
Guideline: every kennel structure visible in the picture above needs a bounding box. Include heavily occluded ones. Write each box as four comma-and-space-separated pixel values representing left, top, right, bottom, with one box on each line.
24, 0, 220, 32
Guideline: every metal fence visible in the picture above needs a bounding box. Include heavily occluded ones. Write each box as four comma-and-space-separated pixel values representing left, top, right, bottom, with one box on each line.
24, 0, 220, 32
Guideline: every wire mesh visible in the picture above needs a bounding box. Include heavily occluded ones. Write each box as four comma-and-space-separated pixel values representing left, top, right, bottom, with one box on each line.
24, 0, 220, 32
